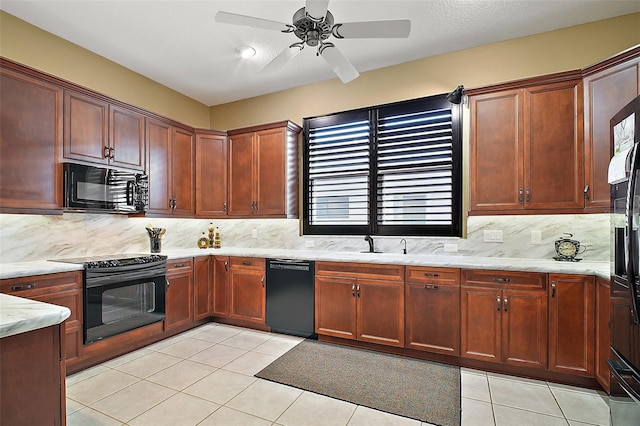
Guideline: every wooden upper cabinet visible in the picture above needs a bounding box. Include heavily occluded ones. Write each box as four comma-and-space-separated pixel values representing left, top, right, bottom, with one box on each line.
64, 90, 109, 164
227, 121, 301, 218
196, 131, 228, 217
64, 90, 145, 171
469, 73, 584, 214
583, 49, 640, 210
470, 89, 523, 211
0, 65, 63, 213
109, 105, 145, 171
146, 119, 194, 216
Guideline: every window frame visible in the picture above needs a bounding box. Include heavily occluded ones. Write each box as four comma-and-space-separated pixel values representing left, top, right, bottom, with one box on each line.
302, 94, 463, 237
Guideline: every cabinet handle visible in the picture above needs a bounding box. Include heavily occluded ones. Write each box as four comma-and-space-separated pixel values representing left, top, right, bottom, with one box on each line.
526, 188, 531, 203
166, 279, 170, 292
173, 263, 185, 268
492, 277, 511, 283
497, 296, 501, 311
356, 284, 360, 297
223, 201, 227, 212
261, 276, 265, 287
104, 145, 110, 159
503, 297, 508, 312
551, 281, 556, 298
173, 199, 177, 210
584, 184, 589, 201
254, 200, 258, 211
423, 273, 440, 277
423, 285, 439, 290
11, 283, 35, 291
224, 261, 229, 271
242, 261, 252, 266
519, 188, 524, 203
109, 147, 115, 159
352, 284, 356, 297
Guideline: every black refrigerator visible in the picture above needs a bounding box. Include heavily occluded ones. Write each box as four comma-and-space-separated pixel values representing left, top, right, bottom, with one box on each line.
608, 95, 640, 425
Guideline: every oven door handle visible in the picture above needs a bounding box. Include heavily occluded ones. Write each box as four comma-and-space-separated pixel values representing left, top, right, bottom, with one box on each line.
86, 269, 167, 287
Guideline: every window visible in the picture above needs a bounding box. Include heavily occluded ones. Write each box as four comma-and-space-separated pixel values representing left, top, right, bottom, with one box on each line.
303, 94, 462, 237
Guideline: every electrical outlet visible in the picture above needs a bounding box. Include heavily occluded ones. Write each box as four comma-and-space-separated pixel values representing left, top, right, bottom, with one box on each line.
252, 228, 258, 239
483, 230, 503, 243
305, 240, 315, 248
531, 230, 542, 245
444, 243, 458, 252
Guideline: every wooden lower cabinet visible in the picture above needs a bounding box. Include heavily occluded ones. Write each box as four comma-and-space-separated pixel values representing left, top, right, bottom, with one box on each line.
212, 256, 230, 318
548, 274, 595, 377
1, 323, 66, 426
595, 277, 611, 392
0, 271, 83, 370
405, 266, 460, 355
165, 258, 194, 330
229, 257, 266, 324
461, 270, 547, 369
193, 256, 212, 321
314, 262, 404, 348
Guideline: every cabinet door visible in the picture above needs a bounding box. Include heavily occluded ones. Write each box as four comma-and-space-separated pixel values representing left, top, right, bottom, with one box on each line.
229, 268, 265, 324
146, 119, 173, 214
461, 286, 502, 363
109, 105, 145, 171
255, 128, 286, 216
193, 256, 211, 321
549, 274, 595, 376
196, 132, 228, 217
171, 127, 195, 215
584, 57, 640, 209
228, 132, 255, 216
64, 90, 109, 165
469, 89, 524, 212
0, 68, 62, 212
524, 81, 584, 210
357, 278, 404, 347
165, 271, 194, 330
315, 275, 357, 340
212, 256, 230, 318
501, 289, 547, 369
405, 283, 460, 355
595, 277, 611, 392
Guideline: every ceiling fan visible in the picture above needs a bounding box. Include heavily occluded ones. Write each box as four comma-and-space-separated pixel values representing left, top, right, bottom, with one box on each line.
215, 0, 411, 83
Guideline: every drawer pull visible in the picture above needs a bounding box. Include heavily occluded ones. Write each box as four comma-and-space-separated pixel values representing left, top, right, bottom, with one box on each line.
242, 261, 252, 266
423, 273, 440, 277
11, 283, 35, 291
493, 277, 511, 283
423, 285, 439, 290
173, 263, 185, 268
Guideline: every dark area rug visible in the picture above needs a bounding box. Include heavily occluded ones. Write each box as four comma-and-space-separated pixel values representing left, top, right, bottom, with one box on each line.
255, 339, 461, 426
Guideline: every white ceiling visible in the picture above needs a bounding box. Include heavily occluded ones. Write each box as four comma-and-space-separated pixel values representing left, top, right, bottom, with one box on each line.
2, 0, 640, 106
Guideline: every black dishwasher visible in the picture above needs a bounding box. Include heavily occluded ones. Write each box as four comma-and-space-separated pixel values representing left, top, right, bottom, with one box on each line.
266, 259, 315, 338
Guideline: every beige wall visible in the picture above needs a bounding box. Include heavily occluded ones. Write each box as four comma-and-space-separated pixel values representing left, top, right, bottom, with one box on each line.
0, 11, 210, 128
210, 12, 640, 130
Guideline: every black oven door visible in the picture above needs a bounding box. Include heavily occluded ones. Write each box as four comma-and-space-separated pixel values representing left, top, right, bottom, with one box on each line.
84, 273, 166, 344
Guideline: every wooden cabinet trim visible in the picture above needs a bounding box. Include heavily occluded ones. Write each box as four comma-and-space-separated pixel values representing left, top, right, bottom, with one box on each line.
405, 266, 460, 285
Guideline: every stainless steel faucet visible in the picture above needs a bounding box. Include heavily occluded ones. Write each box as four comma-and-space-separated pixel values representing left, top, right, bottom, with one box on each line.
364, 235, 374, 253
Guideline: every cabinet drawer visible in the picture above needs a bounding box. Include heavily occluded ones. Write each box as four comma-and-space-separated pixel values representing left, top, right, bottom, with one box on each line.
406, 266, 460, 286
462, 269, 546, 291
0, 271, 82, 294
167, 258, 193, 274
315, 261, 404, 281
230, 257, 265, 270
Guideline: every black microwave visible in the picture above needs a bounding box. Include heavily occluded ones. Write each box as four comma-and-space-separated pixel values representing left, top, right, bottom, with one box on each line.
63, 163, 148, 213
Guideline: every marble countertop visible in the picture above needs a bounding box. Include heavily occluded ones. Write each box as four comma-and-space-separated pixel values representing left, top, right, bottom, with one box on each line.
0, 293, 71, 339
0, 247, 610, 280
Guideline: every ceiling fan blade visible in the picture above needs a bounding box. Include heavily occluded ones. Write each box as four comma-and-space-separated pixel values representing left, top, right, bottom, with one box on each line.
320, 45, 359, 83
215, 11, 289, 32
305, 0, 329, 20
333, 19, 411, 38
260, 46, 303, 73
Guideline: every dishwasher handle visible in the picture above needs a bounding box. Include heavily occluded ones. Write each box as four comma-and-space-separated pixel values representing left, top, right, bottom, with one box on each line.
267, 259, 313, 271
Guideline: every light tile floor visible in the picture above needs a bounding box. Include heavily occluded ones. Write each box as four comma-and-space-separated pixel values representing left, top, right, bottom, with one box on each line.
66, 323, 610, 426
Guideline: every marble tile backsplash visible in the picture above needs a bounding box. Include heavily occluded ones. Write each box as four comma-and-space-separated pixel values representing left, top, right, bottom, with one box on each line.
0, 213, 608, 263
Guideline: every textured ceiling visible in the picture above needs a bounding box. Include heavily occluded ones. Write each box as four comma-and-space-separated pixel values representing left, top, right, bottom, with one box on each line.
2, 0, 639, 106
